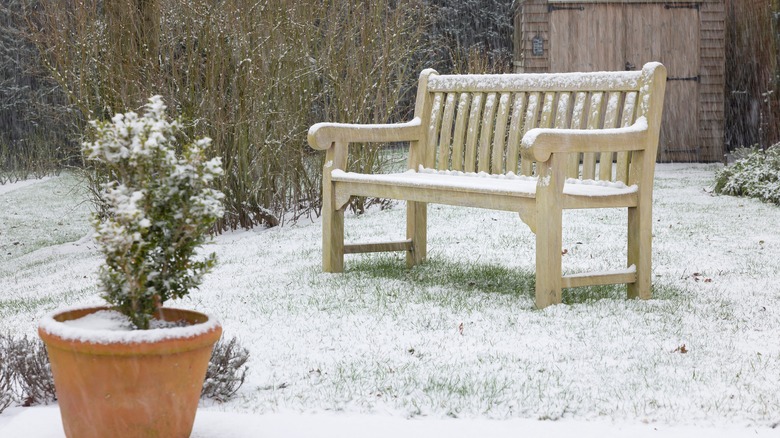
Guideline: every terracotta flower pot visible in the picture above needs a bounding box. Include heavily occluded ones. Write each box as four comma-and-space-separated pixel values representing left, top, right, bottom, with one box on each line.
38, 306, 222, 438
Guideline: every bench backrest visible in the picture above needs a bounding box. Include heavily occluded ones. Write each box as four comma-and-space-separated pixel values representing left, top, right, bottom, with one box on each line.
410, 63, 665, 186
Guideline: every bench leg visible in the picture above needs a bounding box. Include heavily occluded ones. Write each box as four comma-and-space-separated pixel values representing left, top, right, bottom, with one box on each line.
406, 201, 427, 268
534, 155, 565, 309
627, 206, 652, 299
534, 205, 563, 308
322, 187, 345, 273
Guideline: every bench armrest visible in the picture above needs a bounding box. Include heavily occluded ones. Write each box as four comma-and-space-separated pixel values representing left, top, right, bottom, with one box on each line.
521, 117, 649, 162
307, 118, 423, 150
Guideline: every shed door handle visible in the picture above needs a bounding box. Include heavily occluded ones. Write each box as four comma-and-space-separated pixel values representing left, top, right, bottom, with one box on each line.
667, 76, 700, 82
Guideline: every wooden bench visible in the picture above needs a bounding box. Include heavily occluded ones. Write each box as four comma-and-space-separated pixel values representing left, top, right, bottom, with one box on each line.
308, 62, 667, 308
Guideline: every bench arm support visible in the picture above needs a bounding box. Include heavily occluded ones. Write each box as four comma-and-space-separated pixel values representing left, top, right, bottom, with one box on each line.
521, 117, 649, 162
307, 118, 423, 151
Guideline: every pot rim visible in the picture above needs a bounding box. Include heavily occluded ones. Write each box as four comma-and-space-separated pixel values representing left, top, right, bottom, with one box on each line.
39, 305, 221, 347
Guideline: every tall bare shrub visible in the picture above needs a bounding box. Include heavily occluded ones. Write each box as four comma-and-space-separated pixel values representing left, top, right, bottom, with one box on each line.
0, 0, 77, 183
726, 0, 780, 151
425, 0, 515, 75
30, 0, 426, 229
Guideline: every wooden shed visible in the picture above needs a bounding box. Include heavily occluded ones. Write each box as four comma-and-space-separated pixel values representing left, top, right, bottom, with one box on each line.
514, 0, 726, 162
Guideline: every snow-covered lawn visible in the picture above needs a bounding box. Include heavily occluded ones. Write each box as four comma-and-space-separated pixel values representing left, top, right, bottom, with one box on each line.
1, 164, 779, 437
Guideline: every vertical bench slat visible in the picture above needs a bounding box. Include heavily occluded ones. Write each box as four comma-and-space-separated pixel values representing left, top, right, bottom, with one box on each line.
506, 92, 527, 174
523, 91, 558, 175
571, 92, 588, 129
569, 92, 588, 179
464, 93, 484, 173
451, 93, 471, 171
539, 92, 556, 128
491, 93, 511, 173
554, 92, 571, 128
426, 92, 444, 169
478, 93, 498, 173
549, 92, 578, 178
437, 93, 457, 171
520, 92, 543, 176
582, 92, 604, 180
615, 91, 638, 184
598, 92, 622, 181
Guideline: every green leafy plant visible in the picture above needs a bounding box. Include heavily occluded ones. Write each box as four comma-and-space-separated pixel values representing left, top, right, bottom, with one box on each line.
83, 96, 225, 329
715, 144, 780, 205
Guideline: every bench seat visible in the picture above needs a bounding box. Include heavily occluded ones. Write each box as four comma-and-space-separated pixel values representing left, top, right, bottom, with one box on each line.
331, 169, 639, 210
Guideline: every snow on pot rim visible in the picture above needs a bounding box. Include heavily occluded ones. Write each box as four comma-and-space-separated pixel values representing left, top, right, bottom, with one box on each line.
38, 305, 221, 353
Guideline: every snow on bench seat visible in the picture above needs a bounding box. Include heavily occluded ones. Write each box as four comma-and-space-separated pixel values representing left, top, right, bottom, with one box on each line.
331, 168, 638, 199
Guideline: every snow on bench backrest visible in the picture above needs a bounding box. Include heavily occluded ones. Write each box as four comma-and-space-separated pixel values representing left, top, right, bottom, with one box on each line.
418, 68, 649, 184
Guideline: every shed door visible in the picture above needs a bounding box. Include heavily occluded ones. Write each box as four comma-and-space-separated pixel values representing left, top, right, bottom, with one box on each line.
549, 4, 624, 72
549, 2, 701, 162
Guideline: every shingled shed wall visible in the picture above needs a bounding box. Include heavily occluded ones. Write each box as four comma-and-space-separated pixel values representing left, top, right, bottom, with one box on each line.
700, 1, 726, 161
514, 0, 726, 163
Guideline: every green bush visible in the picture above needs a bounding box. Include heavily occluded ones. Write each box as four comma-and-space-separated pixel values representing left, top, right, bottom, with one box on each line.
715, 144, 780, 205
84, 96, 225, 329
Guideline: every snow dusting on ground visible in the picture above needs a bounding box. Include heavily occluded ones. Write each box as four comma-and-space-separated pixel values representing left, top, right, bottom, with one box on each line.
1, 164, 779, 436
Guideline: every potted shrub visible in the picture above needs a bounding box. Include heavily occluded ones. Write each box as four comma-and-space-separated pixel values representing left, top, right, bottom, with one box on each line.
38, 96, 225, 438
